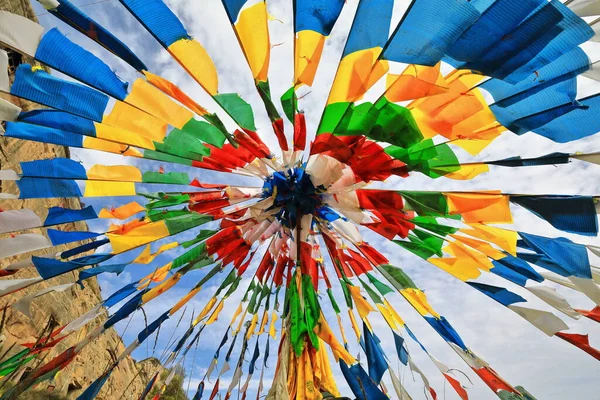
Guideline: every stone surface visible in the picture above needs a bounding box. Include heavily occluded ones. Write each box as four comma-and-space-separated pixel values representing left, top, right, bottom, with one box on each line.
0, 1, 164, 398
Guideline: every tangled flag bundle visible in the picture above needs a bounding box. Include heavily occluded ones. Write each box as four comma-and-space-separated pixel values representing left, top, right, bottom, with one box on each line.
0, 0, 600, 398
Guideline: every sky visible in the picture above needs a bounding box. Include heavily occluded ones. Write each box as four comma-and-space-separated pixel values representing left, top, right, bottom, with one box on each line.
27, 0, 600, 399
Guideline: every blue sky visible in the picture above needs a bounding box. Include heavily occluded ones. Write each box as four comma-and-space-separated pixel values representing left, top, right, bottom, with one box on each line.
28, 0, 600, 398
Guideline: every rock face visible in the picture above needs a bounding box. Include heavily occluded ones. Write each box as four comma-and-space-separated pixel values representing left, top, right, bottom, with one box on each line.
0, 1, 163, 398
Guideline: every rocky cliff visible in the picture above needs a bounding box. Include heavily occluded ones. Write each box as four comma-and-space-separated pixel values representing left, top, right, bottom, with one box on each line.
0, 1, 163, 398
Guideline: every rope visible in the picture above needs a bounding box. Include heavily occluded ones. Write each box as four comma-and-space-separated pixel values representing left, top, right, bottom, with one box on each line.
35, 0, 113, 16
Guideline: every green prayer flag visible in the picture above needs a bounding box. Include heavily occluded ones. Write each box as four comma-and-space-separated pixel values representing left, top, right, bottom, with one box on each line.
0, 349, 29, 370
334, 102, 379, 136
412, 216, 458, 236
302, 274, 321, 350
142, 171, 190, 185
321, 98, 423, 149
247, 283, 262, 314
164, 213, 212, 235
367, 274, 394, 296
146, 194, 191, 210
216, 269, 238, 297
146, 207, 191, 221
399, 191, 449, 217
318, 102, 351, 134
394, 233, 441, 260
413, 229, 445, 256
182, 118, 226, 148
256, 80, 281, 123
215, 93, 257, 131
368, 97, 423, 147
143, 150, 193, 166
172, 242, 207, 269
327, 288, 341, 314
0, 355, 35, 378
280, 87, 298, 123
378, 264, 418, 291
197, 263, 222, 286
190, 257, 214, 271
181, 230, 218, 248
359, 278, 384, 305
385, 139, 439, 167
340, 279, 353, 308
223, 275, 242, 298
289, 275, 309, 355
414, 144, 460, 178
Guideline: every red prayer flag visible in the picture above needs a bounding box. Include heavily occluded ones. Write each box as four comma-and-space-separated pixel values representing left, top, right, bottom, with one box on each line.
443, 373, 469, 400
556, 332, 600, 361
575, 306, 600, 323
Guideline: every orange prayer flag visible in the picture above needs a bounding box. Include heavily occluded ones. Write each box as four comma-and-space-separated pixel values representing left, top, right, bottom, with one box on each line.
99, 202, 145, 219
385, 63, 449, 103
143, 71, 209, 116
445, 192, 513, 224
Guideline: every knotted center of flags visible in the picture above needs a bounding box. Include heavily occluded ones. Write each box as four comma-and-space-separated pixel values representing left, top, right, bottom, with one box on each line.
263, 167, 320, 228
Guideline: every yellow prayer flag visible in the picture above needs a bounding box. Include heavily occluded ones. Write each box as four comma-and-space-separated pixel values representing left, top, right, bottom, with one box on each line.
384, 299, 405, 327
410, 108, 438, 139
258, 312, 269, 335
168, 39, 219, 95
377, 304, 399, 331
451, 234, 506, 260
348, 285, 375, 319
197, 297, 218, 322
295, 30, 325, 87
171, 287, 201, 315
107, 220, 171, 254
347, 309, 361, 340
328, 48, 388, 104
235, 2, 270, 82
246, 313, 259, 339
452, 136, 499, 156
84, 180, 136, 197
443, 163, 489, 180
94, 122, 156, 150
125, 78, 193, 129
139, 263, 172, 289
450, 107, 500, 140
231, 303, 243, 326
87, 164, 142, 182
445, 241, 493, 272
82, 136, 143, 157
132, 242, 179, 265
102, 101, 167, 142
313, 341, 341, 397
269, 311, 278, 339
141, 273, 181, 303
428, 257, 482, 281
400, 288, 441, 318
314, 314, 355, 365
206, 300, 225, 325
463, 223, 518, 255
